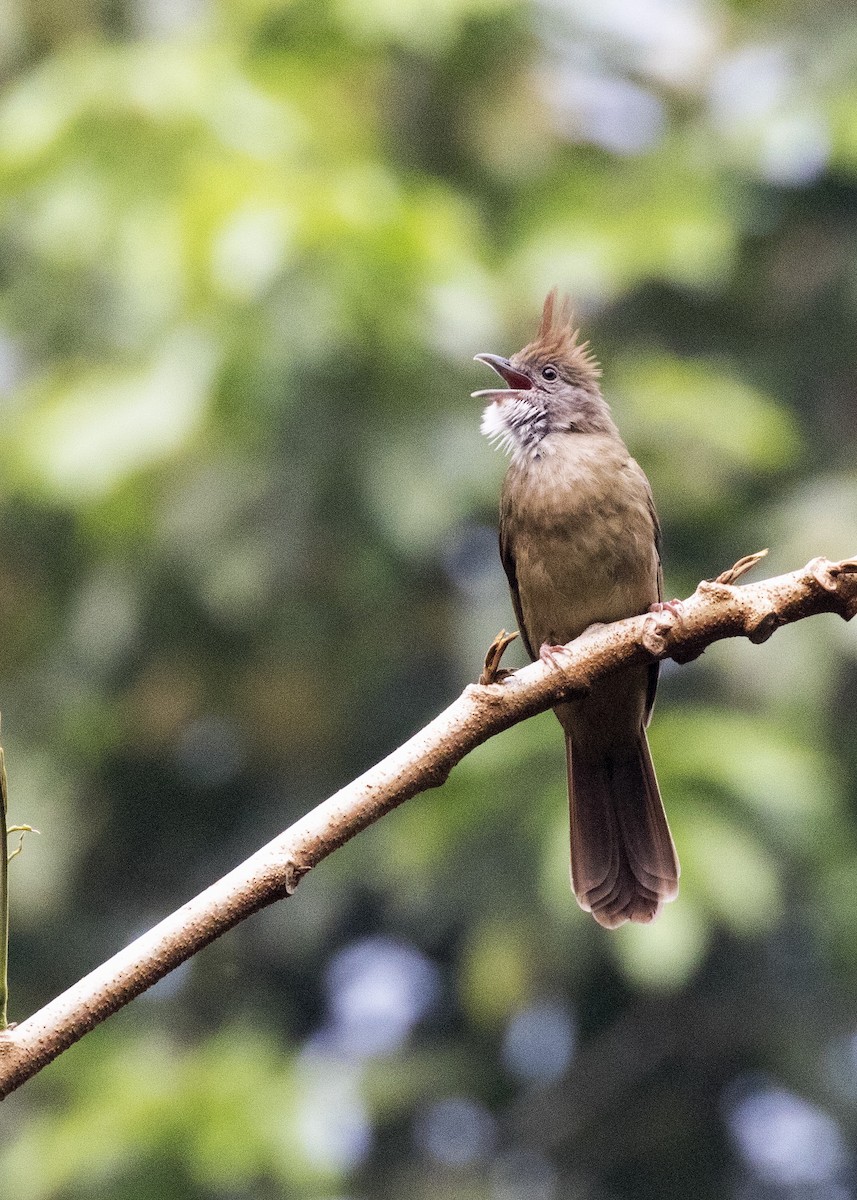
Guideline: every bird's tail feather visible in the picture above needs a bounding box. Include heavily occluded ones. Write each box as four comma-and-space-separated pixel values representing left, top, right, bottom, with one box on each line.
567, 730, 679, 928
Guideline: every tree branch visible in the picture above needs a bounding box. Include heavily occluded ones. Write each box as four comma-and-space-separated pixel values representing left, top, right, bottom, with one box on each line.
0, 552, 854, 1098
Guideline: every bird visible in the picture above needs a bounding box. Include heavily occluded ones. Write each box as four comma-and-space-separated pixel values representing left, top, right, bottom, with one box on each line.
473, 289, 679, 928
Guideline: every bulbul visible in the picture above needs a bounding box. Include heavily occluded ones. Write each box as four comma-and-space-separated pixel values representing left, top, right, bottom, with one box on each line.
474, 290, 679, 928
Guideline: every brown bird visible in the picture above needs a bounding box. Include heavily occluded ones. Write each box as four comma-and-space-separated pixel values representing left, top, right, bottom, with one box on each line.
473, 290, 679, 928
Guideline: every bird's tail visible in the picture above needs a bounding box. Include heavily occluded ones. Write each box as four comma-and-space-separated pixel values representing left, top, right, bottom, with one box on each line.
565, 729, 679, 928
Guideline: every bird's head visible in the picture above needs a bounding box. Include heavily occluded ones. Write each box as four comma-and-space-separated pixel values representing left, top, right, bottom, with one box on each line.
473, 289, 615, 460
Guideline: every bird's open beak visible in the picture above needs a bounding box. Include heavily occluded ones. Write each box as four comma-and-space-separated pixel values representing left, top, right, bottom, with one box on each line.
471, 353, 533, 398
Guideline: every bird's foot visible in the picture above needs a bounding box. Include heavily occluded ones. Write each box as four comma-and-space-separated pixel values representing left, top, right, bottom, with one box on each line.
539, 640, 573, 669
648, 598, 684, 618
479, 629, 519, 685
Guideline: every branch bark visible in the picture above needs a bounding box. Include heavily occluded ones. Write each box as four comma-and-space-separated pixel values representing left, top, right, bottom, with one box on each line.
0, 552, 854, 1098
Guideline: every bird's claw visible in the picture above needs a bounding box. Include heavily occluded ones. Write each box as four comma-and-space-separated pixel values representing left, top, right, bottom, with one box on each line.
479, 629, 519, 685
648, 598, 684, 618
539, 641, 572, 669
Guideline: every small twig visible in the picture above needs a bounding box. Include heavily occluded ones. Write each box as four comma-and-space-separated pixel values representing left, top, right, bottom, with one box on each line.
714, 548, 769, 585
0, 552, 854, 1098
7, 827, 38, 864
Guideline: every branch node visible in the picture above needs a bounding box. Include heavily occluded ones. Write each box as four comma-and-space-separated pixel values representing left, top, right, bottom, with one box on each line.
829, 557, 857, 575
808, 556, 840, 593
284, 858, 312, 896
696, 578, 738, 601
828, 558, 857, 619
670, 643, 705, 664
804, 557, 857, 619
641, 611, 675, 657
836, 587, 857, 621
747, 611, 784, 644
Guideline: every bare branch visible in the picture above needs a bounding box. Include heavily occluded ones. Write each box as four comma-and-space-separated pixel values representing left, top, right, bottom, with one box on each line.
0, 552, 854, 1098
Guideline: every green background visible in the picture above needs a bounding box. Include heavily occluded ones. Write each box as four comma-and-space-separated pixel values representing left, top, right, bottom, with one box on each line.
1, 0, 856, 1196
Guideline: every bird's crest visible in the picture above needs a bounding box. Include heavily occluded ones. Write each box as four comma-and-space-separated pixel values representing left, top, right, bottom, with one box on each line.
521, 289, 601, 384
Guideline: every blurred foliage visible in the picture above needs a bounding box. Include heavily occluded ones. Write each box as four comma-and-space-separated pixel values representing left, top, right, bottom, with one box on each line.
0, 0, 855, 1196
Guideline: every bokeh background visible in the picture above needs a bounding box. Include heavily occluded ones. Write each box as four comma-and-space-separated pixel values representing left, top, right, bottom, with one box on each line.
0, 0, 856, 1195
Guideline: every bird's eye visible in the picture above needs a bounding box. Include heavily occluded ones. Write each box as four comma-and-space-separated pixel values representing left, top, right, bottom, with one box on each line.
541, 365, 558, 381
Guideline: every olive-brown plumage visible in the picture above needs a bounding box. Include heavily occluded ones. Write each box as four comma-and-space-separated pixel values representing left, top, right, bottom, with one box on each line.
474, 291, 679, 927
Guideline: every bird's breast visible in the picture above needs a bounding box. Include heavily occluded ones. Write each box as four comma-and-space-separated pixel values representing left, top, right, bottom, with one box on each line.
501, 433, 660, 649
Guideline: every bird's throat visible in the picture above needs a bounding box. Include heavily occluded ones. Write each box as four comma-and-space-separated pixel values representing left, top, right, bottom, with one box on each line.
481, 397, 549, 462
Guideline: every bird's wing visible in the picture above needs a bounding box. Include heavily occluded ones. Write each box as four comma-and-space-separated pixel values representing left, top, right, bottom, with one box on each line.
498, 512, 536, 661
644, 477, 662, 726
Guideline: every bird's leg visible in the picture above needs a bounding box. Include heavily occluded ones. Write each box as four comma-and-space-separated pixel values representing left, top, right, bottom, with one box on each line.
479, 629, 519, 685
